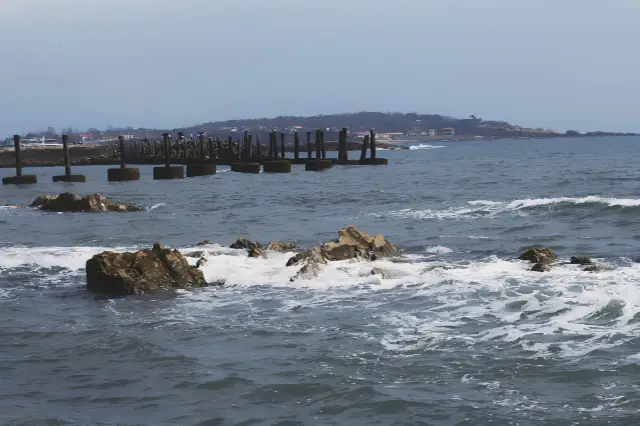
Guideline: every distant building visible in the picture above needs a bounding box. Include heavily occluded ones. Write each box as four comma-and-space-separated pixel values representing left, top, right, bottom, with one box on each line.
441, 128, 455, 136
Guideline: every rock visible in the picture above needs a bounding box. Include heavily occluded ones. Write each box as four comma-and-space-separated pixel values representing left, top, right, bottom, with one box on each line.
31, 193, 144, 213
321, 226, 398, 261
248, 247, 266, 258
3, 203, 24, 208
196, 240, 211, 246
186, 250, 206, 258
287, 248, 327, 281
230, 237, 262, 250
518, 248, 558, 264
570, 256, 592, 265
370, 268, 390, 279
85, 243, 207, 295
195, 257, 207, 268
531, 262, 552, 272
583, 265, 601, 273
266, 242, 297, 251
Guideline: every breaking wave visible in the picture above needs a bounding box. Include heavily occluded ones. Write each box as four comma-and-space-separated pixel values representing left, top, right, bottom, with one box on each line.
409, 144, 446, 150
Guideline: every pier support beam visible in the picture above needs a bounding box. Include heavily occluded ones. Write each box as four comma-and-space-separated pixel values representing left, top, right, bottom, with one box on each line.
108, 136, 141, 182
53, 135, 86, 182
186, 133, 216, 177
153, 133, 184, 180
2, 135, 37, 185
231, 162, 261, 174
305, 160, 333, 172
263, 160, 291, 173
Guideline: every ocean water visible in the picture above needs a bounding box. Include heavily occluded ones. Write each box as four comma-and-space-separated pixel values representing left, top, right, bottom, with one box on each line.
1, 137, 640, 425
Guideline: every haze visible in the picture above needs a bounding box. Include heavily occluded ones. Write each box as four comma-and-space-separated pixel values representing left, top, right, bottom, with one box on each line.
1, 0, 638, 137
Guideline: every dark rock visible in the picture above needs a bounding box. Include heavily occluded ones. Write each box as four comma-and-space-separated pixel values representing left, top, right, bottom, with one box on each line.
86, 243, 207, 295
266, 242, 297, 251
287, 248, 327, 281
248, 247, 266, 258
583, 265, 601, 273
195, 257, 207, 268
321, 226, 398, 261
196, 240, 211, 246
519, 248, 558, 264
230, 237, 262, 250
186, 250, 206, 258
31, 193, 144, 213
370, 267, 390, 279
531, 262, 552, 272
570, 256, 592, 265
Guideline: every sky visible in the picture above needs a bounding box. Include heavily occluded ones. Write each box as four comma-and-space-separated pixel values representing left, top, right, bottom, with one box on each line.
0, 0, 639, 136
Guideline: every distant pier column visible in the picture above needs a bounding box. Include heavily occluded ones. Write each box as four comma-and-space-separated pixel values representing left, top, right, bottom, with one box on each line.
307, 131, 312, 158
107, 135, 141, 181
2, 135, 37, 185
53, 134, 86, 182
280, 132, 286, 159
208, 137, 215, 163
186, 133, 216, 177
153, 132, 184, 179
315, 130, 321, 159
359, 129, 388, 165
294, 132, 300, 160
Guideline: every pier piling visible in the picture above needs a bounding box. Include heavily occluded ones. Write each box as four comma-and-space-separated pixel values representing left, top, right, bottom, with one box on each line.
186, 133, 216, 177
2, 135, 37, 185
107, 136, 141, 181
53, 134, 86, 182
153, 133, 184, 179
359, 129, 388, 165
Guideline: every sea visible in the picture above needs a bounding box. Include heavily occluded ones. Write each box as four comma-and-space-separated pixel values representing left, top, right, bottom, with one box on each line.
1, 136, 639, 425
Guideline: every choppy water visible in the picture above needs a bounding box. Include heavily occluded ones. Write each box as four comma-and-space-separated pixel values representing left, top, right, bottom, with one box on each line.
1, 137, 640, 425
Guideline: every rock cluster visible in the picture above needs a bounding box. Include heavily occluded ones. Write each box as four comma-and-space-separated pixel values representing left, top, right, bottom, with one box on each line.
286, 226, 398, 281
31, 193, 144, 213
519, 248, 600, 273
86, 243, 207, 295
230, 238, 297, 257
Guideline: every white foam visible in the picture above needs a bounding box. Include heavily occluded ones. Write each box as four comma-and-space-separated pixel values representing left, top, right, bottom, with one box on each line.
148, 202, 166, 211
409, 144, 446, 150
425, 246, 453, 254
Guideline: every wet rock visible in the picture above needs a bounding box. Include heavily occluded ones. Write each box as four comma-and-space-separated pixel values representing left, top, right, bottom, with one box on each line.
186, 250, 206, 258
266, 242, 297, 251
531, 262, 552, 272
230, 237, 262, 250
196, 240, 211, 246
583, 265, 601, 273
3, 203, 24, 208
31, 193, 144, 213
195, 257, 207, 268
287, 248, 327, 282
370, 267, 391, 279
248, 247, 266, 259
321, 226, 398, 261
86, 243, 207, 295
519, 248, 558, 264
570, 256, 593, 266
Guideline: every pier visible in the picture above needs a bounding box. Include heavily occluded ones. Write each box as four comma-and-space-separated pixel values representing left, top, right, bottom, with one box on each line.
1, 128, 387, 184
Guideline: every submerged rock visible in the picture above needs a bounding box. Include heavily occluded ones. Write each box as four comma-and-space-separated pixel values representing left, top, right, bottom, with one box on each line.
248, 247, 266, 259
286, 226, 398, 281
370, 267, 391, 279
531, 262, 552, 272
583, 265, 601, 273
230, 237, 262, 250
266, 242, 297, 252
31, 193, 144, 213
85, 243, 207, 295
518, 248, 558, 264
570, 256, 593, 266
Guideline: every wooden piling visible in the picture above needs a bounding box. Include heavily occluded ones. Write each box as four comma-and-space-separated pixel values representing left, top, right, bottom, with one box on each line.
53, 134, 86, 182
360, 134, 369, 161
315, 130, 321, 159
307, 131, 312, 158
320, 130, 326, 160
2, 135, 37, 185
280, 133, 286, 159
370, 128, 376, 159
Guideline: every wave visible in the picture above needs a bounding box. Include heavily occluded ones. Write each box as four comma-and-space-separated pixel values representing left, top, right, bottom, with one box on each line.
378, 196, 640, 220
2, 244, 640, 360
408, 144, 446, 150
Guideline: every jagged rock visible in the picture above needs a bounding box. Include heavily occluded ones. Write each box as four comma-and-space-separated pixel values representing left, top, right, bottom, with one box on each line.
321, 226, 398, 261
519, 248, 558, 264
570, 256, 593, 265
85, 243, 207, 295
248, 247, 266, 258
531, 262, 552, 272
195, 257, 207, 268
196, 240, 211, 246
583, 265, 601, 273
266, 242, 297, 251
230, 237, 262, 250
287, 248, 327, 282
31, 193, 144, 213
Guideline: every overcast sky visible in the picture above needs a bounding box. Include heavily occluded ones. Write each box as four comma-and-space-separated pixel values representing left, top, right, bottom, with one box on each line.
0, 0, 638, 136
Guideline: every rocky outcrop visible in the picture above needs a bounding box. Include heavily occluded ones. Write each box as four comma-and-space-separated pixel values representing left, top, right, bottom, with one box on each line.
266, 242, 297, 252
248, 247, 266, 258
86, 243, 207, 295
286, 226, 398, 281
519, 248, 558, 265
531, 263, 552, 272
230, 238, 262, 250
31, 193, 144, 213
570, 256, 592, 266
